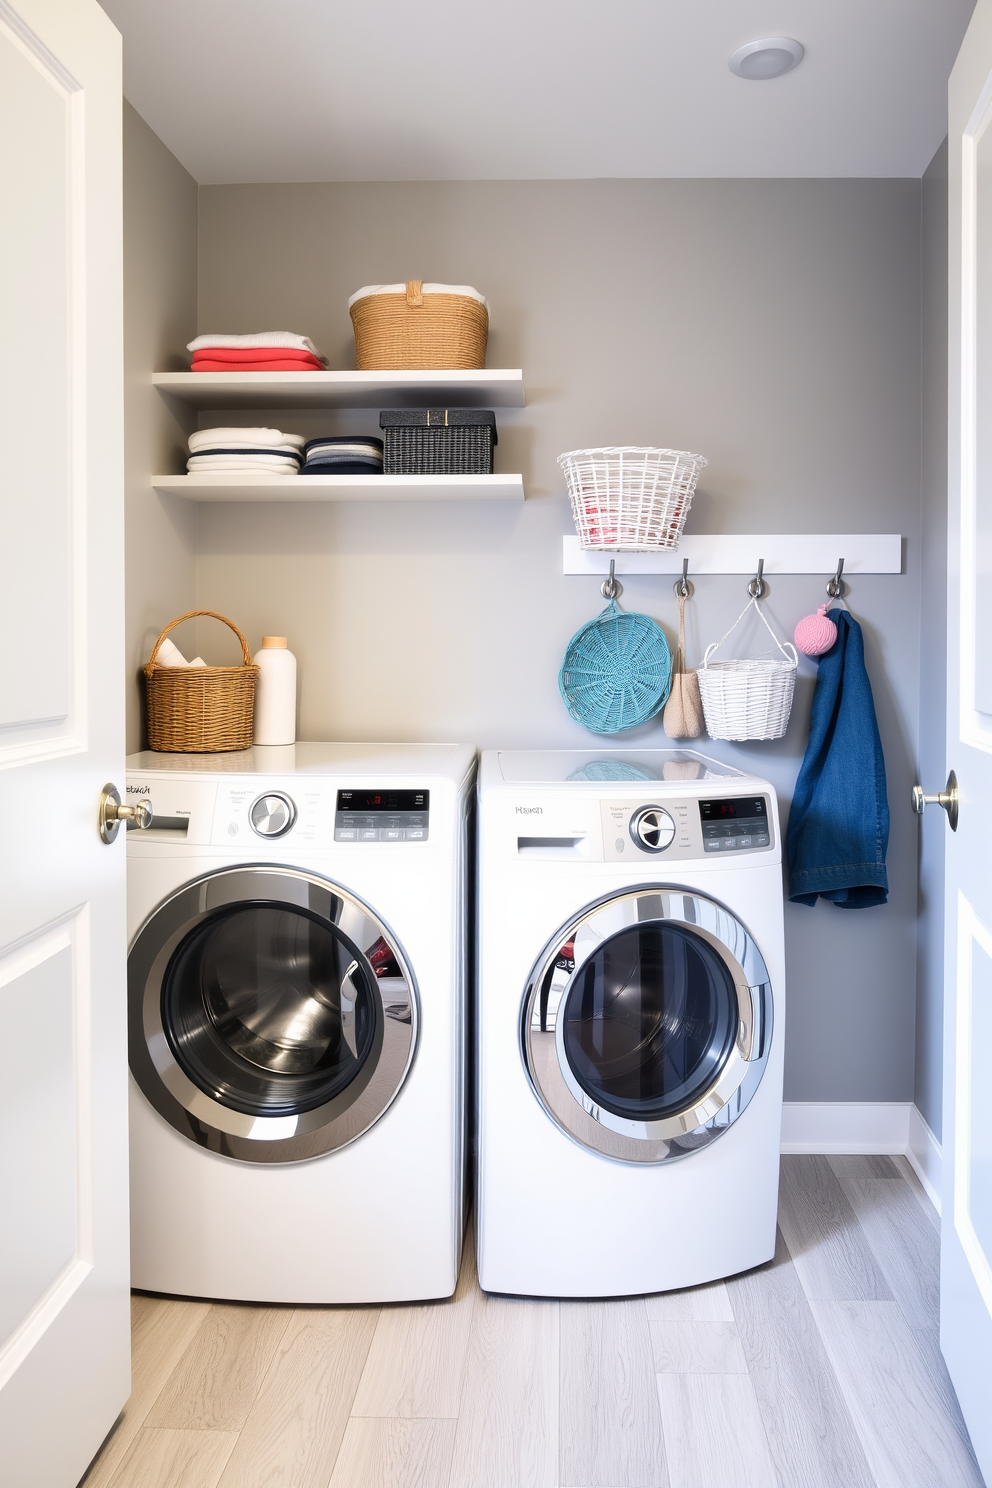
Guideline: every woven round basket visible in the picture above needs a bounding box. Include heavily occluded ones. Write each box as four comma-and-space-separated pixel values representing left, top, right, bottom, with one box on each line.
349, 281, 488, 370
697, 598, 798, 741
559, 600, 672, 734
558, 446, 707, 552
144, 611, 258, 753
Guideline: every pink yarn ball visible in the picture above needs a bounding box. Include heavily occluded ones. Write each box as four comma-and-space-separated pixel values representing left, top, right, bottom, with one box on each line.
794, 604, 837, 657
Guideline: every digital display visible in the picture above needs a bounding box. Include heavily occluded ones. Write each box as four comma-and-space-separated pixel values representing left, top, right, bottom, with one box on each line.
699, 797, 767, 821
336, 789, 429, 812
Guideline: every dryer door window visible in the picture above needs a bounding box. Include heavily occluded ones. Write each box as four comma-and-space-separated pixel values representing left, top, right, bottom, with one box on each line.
128, 867, 417, 1164
160, 902, 380, 1119
522, 888, 772, 1165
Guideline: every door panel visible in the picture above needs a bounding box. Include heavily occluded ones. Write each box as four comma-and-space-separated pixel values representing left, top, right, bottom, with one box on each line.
944, 6, 992, 1478
0, 1, 128, 1484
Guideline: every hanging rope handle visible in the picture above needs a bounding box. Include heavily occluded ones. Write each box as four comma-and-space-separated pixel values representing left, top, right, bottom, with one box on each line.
147, 610, 253, 669
673, 588, 687, 674
702, 596, 798, 670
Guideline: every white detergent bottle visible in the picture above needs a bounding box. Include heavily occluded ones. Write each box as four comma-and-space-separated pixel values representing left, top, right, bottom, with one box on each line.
252, 635, 297, 745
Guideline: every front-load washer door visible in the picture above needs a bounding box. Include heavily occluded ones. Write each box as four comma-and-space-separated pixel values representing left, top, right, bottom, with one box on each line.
521, 887, 772, 1164
128, 866, 417, 1163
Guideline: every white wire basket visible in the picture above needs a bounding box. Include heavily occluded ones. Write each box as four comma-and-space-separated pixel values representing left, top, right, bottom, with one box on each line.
558, 446, 707, 551
697, 597, 798, 741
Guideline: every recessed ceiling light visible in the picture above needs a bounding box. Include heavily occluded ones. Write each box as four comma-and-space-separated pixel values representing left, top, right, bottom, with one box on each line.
728, 37, 804, 81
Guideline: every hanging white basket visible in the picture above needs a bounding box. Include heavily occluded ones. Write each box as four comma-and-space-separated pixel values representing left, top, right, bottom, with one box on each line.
558, 446, 707, 551
697, 597, 798, 741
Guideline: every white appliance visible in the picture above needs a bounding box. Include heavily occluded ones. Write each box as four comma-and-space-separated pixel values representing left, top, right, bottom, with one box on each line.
476, 748, 785, 1298
126, 742, 474, 1304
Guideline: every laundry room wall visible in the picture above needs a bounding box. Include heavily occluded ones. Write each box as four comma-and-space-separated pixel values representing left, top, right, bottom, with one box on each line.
122, 102, 198, 753
189, 176, 923, 1108
915, 139, 950, 1142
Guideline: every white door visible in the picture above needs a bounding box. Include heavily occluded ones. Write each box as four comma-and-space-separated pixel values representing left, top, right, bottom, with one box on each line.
943, 6, 992, 1481
0, 2, 129, 1485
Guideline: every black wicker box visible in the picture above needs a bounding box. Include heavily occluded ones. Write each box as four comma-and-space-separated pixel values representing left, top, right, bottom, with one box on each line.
379, 408, 497, 475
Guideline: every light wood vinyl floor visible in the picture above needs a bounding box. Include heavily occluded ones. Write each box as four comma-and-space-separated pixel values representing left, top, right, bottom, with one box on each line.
80, 1155, 986, 1488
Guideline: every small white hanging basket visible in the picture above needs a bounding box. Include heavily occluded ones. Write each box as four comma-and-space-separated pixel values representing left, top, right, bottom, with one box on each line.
558, 446, 707, 551
698, 597, 798, 741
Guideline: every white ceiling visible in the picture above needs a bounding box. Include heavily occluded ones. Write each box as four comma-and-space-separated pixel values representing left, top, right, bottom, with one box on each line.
101, 0, 975, 184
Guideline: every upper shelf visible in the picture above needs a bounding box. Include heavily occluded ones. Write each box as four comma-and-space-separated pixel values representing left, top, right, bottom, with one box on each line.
152, 368, 526, 410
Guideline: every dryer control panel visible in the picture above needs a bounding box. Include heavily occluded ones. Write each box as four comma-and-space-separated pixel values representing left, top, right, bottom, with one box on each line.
598, 794, 774, 861
334, 788, 430, 842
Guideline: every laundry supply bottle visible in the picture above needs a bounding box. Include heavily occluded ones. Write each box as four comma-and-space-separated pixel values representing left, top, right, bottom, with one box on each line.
252, 636, 297, 745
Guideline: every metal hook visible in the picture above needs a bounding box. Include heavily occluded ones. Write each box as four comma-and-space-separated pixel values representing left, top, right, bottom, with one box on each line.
674, 558, 692, 599
825, 558, 846, 599
601, 559, 622, 600
748, 559, 767, 600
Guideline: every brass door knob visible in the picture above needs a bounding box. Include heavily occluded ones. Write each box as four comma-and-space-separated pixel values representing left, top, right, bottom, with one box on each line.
99, 784, 152, 843
912, 770, 958, 832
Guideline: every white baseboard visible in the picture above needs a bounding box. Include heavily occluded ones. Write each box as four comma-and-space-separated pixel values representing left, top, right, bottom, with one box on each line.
781, 1101, 943, 1214
907, 1105, 943, 1214
781, 1102, 913, 1154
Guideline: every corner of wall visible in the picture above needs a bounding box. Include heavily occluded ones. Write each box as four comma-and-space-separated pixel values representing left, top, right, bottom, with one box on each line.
123, 101, 199, 753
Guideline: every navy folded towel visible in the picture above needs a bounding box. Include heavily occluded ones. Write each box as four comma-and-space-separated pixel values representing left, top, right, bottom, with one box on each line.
787, 609, 889, 908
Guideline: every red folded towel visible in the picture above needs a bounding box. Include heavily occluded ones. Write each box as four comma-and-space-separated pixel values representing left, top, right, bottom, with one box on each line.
191, 347, 323, 372
191, 360, 324, 372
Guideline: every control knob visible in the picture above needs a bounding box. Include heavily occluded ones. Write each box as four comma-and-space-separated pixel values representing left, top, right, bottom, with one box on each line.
250, 792, 297, 838
629, 805, 676, 854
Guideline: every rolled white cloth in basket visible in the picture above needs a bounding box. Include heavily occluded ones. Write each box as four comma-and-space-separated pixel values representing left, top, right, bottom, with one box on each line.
347, 283, 490, 313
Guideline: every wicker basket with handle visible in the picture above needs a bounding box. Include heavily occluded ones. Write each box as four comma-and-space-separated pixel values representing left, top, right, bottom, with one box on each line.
144, 611, 258, 753
348, 281, 488, 370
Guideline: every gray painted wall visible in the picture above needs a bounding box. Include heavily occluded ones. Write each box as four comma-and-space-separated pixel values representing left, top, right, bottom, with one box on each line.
123, 102, 198, 752
915, 141, 949, 1139
190, 178, 924, 1105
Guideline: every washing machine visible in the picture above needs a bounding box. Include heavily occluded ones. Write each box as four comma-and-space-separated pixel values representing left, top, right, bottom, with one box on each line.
476, 747, 785, 1298
126, 742, 475, 1304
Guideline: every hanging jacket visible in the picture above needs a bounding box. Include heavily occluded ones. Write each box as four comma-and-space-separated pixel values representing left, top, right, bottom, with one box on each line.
787, 609, 889, 908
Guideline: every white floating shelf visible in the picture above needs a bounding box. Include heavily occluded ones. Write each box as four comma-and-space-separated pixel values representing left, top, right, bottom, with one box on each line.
154, 473, 525, 503
563, 534, 902, 576
152, 369, 525, 410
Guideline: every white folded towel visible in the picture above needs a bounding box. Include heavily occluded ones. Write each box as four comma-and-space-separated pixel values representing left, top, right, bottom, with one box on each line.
187, 456, 300, 474
156, 636, 189, 667
187, 333, 327, 363
189, 428, 305, 453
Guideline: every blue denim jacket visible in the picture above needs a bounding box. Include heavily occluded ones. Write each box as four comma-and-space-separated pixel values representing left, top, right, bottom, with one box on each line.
787, 610, 889, 908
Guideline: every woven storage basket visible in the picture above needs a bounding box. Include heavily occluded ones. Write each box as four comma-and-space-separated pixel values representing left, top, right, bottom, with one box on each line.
558, 447, 707, 551
697, 597, 798, 741
559, 599, 672, 734
349, 281, 488, 370
379, 408, 496, 474
144, 611, 258, 753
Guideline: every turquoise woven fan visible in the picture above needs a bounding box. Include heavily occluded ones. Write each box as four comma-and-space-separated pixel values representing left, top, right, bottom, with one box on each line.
559, 599, 672, 734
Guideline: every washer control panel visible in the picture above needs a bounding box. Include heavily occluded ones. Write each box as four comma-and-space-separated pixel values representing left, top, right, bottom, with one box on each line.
629, 805, 677, 853
599, 795, 774, 860
249, 791, 297, 838
334, 788, 430, 843
699, 795, 771, 853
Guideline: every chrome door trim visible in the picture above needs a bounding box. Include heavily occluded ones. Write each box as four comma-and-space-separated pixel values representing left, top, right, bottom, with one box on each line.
521, 886, 772, 1165
128, 865, 418, 1164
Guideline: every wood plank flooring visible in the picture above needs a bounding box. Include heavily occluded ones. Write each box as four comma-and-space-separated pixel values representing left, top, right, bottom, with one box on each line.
80, 1156, 986, 1488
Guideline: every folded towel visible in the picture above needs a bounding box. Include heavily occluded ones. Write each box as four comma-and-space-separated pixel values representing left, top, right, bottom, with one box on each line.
187, 455, 300, 474
192, 349, 323, 370
301, 462, 383, 475
191, 358, 325, 373
188, 332, 328, 362
787, 610, 889, 908
189, 428, 305, 453
304, 437, 383, 457
189, 448, 303, 465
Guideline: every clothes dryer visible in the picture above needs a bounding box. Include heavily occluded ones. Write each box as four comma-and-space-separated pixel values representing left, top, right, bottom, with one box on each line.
476, 748, 785, 1298
126, 742, 474, 1304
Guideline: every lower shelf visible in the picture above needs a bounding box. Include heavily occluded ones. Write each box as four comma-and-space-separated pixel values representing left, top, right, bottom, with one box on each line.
153, 473, 524, 503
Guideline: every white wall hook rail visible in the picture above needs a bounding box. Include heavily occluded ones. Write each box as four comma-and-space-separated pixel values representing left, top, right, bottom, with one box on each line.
562, 534, 902, 578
